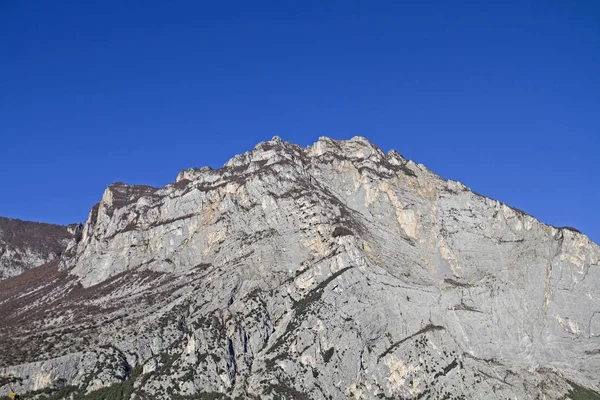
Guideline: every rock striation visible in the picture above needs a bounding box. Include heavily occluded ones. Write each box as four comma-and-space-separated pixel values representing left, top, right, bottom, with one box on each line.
1, 136, 599, 399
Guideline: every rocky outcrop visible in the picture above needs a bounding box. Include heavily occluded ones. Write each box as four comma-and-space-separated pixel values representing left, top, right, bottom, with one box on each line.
1, 137, 599, 399
0, 217, 76, 280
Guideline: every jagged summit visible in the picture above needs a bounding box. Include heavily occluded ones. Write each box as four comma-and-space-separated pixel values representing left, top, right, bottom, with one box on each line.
1, 137, 599, 399
176, 137, 410, 182
163, 136, 590, 246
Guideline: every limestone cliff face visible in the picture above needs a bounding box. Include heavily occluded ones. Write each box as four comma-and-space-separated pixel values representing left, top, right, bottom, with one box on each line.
1, 137, 599, 399
0, 217, 75, 280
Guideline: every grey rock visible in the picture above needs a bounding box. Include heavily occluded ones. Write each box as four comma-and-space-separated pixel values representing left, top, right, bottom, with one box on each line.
1, 136, 599, 399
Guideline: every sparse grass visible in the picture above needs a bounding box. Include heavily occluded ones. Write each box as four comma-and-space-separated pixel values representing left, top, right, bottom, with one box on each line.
78, 380, 134, 400
567, 380, 600, 400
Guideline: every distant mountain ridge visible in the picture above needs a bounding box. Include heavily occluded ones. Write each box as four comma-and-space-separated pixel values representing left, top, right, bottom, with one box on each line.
0, 216, 77, 280
0, 136, 598, 400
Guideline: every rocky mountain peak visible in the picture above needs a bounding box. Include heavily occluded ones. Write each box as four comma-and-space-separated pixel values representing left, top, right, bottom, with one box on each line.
309, 135, 384, 159
1, 137, 598, 399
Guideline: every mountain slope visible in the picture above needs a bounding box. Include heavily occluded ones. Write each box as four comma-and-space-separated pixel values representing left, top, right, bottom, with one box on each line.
1, 137, 599, 399
0, 217, 76, 280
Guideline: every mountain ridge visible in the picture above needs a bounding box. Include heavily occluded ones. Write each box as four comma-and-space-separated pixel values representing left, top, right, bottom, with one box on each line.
2, 136, 593, 253
1, 136, 599, 399
0, 216, 77, 281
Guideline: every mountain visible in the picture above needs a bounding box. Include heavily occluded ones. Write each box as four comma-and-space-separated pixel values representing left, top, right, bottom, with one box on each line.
0, 217, 77, 280
1, 137, 599, 400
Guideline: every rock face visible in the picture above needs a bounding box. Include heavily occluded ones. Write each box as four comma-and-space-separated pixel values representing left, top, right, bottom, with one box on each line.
0, 217, 75, 280
1, 136, 599, 399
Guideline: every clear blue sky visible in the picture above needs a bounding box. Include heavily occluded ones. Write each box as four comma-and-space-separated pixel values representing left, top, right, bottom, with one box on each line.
1, 1, 599, 243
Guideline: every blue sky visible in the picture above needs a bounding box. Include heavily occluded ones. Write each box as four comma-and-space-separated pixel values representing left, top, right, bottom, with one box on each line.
1, 1, 599, 243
